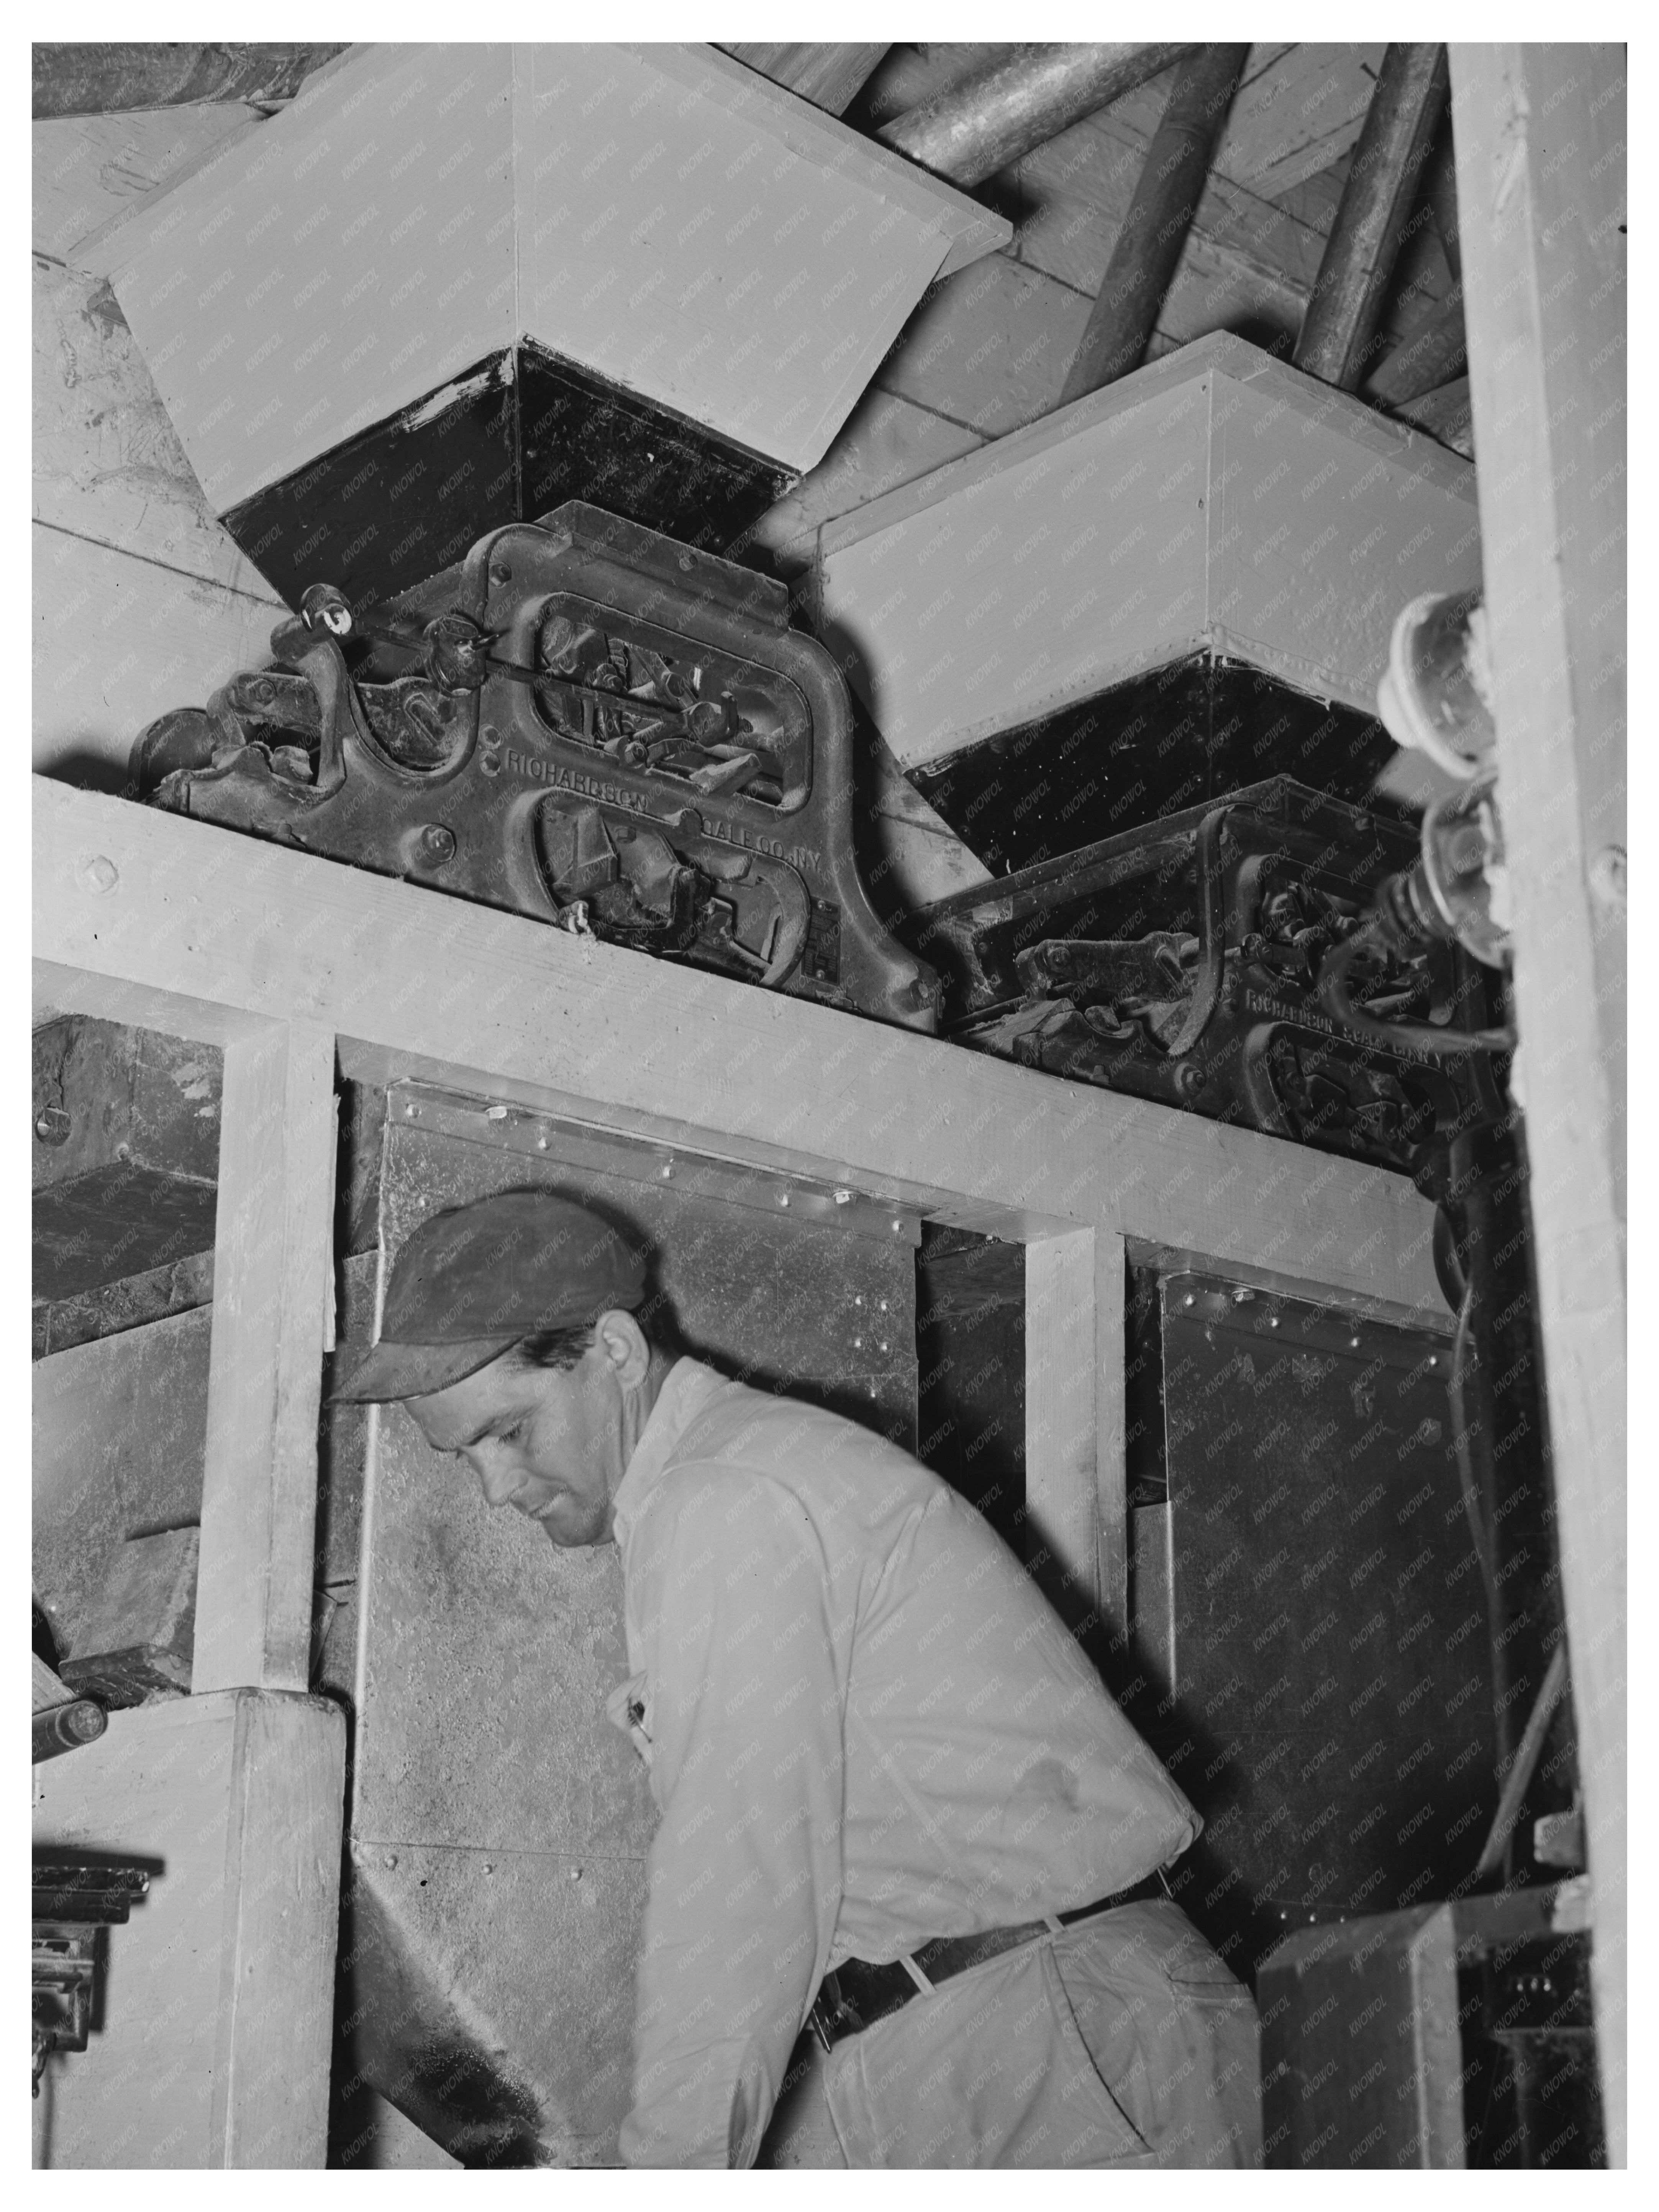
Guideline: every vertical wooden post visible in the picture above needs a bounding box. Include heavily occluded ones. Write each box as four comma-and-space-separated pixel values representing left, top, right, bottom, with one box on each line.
1448, 42, 1626, 2166
194, 1019, 338, 1693
1092, 1229, 1129, 1641
1025, 1229, 1102, 1614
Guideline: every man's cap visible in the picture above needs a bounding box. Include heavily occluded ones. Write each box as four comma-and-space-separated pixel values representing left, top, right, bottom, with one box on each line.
332, 1189, 647, 1404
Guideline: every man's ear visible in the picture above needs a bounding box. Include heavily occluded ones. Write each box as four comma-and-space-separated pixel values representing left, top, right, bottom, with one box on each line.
594, 1308, 651, 1388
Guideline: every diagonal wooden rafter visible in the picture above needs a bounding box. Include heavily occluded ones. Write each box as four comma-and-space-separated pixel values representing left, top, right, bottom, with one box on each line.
1293, 43, 1451, 390
1059, 44, 1251, 404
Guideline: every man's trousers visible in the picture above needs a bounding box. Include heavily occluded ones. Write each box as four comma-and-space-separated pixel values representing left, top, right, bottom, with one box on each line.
760, 1897, 1261, 2168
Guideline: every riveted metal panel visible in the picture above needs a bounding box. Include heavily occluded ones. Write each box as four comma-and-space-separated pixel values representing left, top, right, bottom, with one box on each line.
1146, 1270, 1496, 1976
345, 1078, 920, 2161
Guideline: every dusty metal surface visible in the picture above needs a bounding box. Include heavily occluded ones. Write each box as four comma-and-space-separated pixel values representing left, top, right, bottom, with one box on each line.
33, 1164, 219, 1306
342, 1082, 920, 2163
32, 1306, 210, 1658
32, 41, 345, 117
31, 1016, 220, 1348
1140, 1270, 1496, 1978
33, 1248, 213, 1360
31, 1017, 221, 1191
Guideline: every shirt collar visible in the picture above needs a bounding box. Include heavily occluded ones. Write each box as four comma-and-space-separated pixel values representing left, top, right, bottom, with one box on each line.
610, 1356, 725, 1546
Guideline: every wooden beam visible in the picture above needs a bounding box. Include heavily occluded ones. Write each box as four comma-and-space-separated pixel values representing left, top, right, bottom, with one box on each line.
1059, 44, 1250, 403
1294, 44, 1450, 389
1025, 1229, 1102, 1616
33, 780, 1446, 1324
194, 1019, 336, 1694
32, 41, 347, 118
878, 42, 1195, 186
1449, 41, 1626, 2168
716, 43, 889, 115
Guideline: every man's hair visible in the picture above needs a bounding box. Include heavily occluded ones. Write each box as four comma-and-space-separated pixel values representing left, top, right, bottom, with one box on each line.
507, 1296, 667, 1374
508, 1324, 598, 1372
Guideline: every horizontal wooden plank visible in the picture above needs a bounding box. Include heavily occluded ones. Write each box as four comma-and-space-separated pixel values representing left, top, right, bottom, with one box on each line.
34, 777, 1444, 1316
32, 525, 284, 783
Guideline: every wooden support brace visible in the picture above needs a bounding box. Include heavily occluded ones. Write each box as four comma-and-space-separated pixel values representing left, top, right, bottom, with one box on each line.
194, 1020, 337, 1694
1294, 44, 1450, 390
1060, 43, 1251, 405
1449, 38, 1626, 2168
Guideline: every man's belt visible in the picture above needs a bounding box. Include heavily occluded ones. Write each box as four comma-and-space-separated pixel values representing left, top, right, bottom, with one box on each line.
808, 1870, 1169, 2052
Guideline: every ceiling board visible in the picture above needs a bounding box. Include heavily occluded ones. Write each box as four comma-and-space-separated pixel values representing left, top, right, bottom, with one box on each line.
717, 43, 889, 115
33, 105, 265, 263
1211, 43, 1385, 197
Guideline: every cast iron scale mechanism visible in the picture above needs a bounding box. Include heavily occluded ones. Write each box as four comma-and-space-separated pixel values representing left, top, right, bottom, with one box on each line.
907, 776, 1505, 1190
33, 1862, 149, 2095
131, 502, 940, 1036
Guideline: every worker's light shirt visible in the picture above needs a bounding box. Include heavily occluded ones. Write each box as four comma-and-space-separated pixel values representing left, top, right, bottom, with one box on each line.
608, 1358, 1200, 2168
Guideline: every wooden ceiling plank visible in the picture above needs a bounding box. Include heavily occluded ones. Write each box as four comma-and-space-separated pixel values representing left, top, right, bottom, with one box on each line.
1214, 43, 1387, 196
717, 43, 890, 115
1366, 289, 1467, 409
1008, 139, 1321, 338
31, 41, 347, 119
1387, 374, 1472, 459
